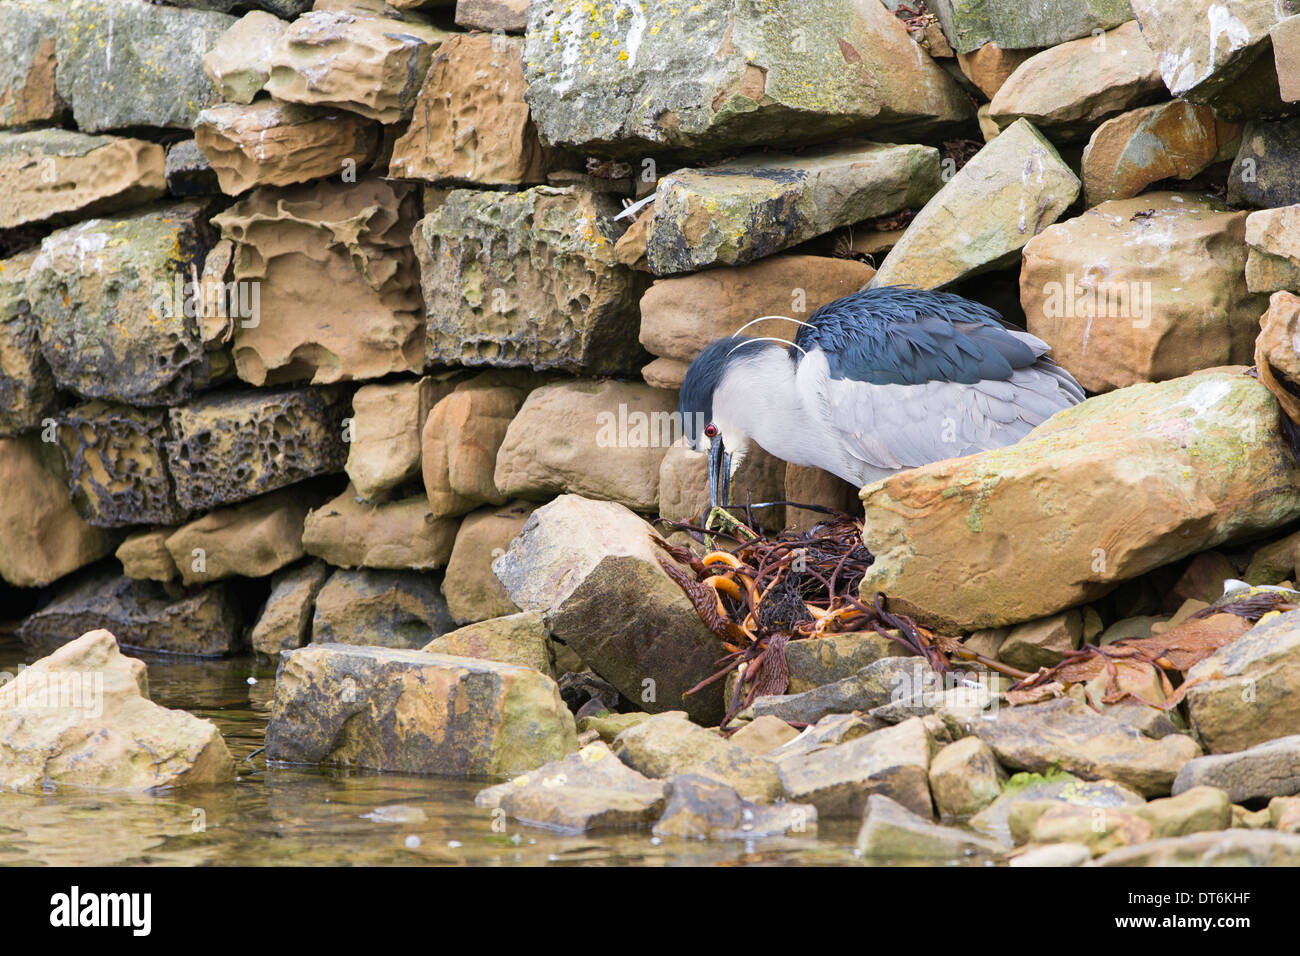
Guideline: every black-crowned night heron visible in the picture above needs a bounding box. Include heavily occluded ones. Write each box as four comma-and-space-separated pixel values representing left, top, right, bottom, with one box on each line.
679, 286, 1085, 509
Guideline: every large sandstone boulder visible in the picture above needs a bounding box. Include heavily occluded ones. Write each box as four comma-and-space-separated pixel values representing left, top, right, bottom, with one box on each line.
869, 119, 1079, 289
522, 0, 970, 156
1245, 208, 1300, 293
265, 6, 447, 123
493, 380, 676, 511
777, 717, 935, 817
422, 377, 527, 518
0, 630, 234, 790
166, 387, 349, 513
265, 643, 577, 775
56, 402, 189, 527
477, 742, 668, 832
1278, 15, 1300, 103
55, 0, 235, 132
0, 129, 165, 228
310, 568, 454, 648
164, 488, 311, 586
302, 487, 458, 571
389, 33, 545, 186
194, 101, 379, 195
988, 22, 1164, 138
1082, 102, 1240, 206
858, 373, 1300, 630
494, 495, 730, 723
1258, 293, 1300, 396
1173, 735, 1300, 802
202, 10, 288, 105
1130, 0, 1300, 116
638, 255, 875, 389
928, 0, 1133, 54
19, 569, 242, 657
1022, 194, 1266, 393
0, 0, 63, 129
972, 698, 1202, 797
0, 251, 56, 438
347, 377, 449, 503
249, 560, 330, 660
1230, 120, 1300, 209
644, 145, 940, 275
212, 178, 424, 387
956, 43, 1038, 99
424, 611, 554, 677
612, 713, 784, 802
0, 435, 113, 588
115, 529, 179, 583
414, 185, 647, 375
26, 203, 217, 407
442, 501, 533, 624
1183, 610, 1300, 754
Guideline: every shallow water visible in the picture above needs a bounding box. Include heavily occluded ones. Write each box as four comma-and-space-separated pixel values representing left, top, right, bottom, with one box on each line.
0, 635, 880, 866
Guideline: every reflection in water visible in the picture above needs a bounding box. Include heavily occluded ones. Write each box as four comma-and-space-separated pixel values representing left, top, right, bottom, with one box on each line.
0, 636, 872, 866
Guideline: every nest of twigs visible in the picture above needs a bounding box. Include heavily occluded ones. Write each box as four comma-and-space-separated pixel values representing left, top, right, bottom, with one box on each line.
653, 505, 999, 728
654, 505, 1300, 730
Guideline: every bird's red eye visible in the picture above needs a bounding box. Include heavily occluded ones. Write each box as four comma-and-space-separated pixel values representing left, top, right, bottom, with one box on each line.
704, 423, 718, 439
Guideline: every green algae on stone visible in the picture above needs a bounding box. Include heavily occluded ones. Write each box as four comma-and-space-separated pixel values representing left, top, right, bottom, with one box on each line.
0, 250, 56, 437
0, 0, 64, 128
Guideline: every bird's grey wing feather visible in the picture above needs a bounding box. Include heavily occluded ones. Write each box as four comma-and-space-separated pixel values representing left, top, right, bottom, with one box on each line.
825, 366, 1079, 479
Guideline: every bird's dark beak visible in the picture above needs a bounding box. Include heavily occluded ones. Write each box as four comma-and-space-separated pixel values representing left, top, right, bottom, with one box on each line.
707, 436, 732, 510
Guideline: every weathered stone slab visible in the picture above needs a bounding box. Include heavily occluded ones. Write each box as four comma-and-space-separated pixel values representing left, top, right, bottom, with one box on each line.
349, 376, 448, 503
424, 610, 553, 676
26, 203, 216, 406
493, 380, 676, 511
869, 119, 1079, 289
390, 34, 545, 186
494, 495, 729, 724
1023, 194, 1266, 393
0, 630, 234, 790
1184, 612, 1300, 754
250, 560, 330, 661
522, 0, 971, 156
0, 435, 113, 588
265, 7, 448, 123
202, 10, 288, 104
645, 145, 940, 275
988, 22, 1163, 137
165, 488, 311, 586
56, 0, 236, 132
265, 642, 578, 775
195, 100, 379, 195
56, 401, 189, 528
422, 378, 525, 518
858, 374, 1300, 630
971, 698, 1201, 797
414, 185, 647, 374
928, 0, 1133, 54
302, 487, 458, 571
19, 569, 242, 657
212, 178, 424, 387
1246, 207, 1300, 293
311, 568, 454, 649
167, 387, 349, 513
442, 501, 533, 624
857, 793, 1003, 860
0, 250, 56, 437
1082, 101, 1240, 206
0, 0, 63, 128
612, 713, 783, 802
0, 129, 165, 228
